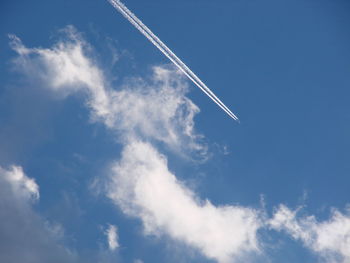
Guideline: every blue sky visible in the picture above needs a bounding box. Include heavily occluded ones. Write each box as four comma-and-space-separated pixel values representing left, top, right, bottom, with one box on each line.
1, 0, 350, 262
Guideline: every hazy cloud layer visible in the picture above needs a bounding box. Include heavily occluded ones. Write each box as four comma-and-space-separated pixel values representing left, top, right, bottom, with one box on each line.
0, 164, 123, 263
0, 165, 77, 263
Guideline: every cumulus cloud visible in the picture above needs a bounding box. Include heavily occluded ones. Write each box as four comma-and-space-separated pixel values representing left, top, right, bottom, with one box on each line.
10, 26, 262, 262
107, 140, 262, 263
270, 205, 350, 263
9, 26, 263, 263
9, 25, 350, 263
105, 224, 119, 251
9, 28, 205, 156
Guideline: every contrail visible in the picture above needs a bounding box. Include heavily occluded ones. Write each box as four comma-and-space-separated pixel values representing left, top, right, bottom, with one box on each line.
107, 0, 239, 121
107, 0, 237, 121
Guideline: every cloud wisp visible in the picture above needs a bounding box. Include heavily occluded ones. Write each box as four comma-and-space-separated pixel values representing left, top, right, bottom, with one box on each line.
9, 29, 205, 157
107, 0, 239, 121
270, 205, 350, 263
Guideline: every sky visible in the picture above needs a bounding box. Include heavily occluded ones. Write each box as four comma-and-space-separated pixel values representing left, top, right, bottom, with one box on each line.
1, 0, 350, 263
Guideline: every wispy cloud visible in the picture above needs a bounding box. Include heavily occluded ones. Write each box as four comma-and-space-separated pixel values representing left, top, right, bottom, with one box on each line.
10, 28, 206, 157
270, 205, 350, 263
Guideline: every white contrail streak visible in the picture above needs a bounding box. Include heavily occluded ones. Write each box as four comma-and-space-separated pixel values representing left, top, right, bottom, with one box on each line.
112, 1, 238, 122
108, 0, 237, 121
107, 0, 239, 121
107, 0, 238, 120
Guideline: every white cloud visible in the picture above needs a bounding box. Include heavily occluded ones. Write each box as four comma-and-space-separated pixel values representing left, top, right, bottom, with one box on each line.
270, 205, 350, 263
0, 164, 123, 263
1, 165, 39, 201
10, 27, 261, 262
9, 28, 110, 118
0, 165, 77, 263
10, 28, 206, 157
105, 224, 119, 251
107, 140, 262, 263
9, 25, 350, 263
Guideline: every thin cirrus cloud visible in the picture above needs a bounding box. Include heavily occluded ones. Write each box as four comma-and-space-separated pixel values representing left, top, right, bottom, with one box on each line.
9, 26, 350, 263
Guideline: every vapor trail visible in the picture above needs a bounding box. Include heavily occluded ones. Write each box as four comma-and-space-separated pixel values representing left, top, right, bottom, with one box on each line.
108, 0, 239, 121
108, 0, 237, 121
107, 0, 234, 118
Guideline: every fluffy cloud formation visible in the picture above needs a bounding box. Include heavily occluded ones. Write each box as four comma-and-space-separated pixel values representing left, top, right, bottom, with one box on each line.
270, 205, 350, 263
9, 25, 350, 263
11, 25, 350, 263
107, 140, 262, 263
10, 27, 262, 262
0, 165, 77, 263
105, 224, 119, 251
10, 28, 205, 156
